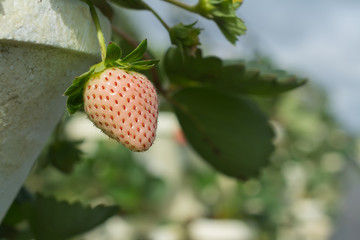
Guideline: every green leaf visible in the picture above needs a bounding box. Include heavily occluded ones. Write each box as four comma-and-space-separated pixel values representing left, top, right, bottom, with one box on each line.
221, 64, 308, 96
27, 195, 119, 240
64, 69, 94, 114
214, 15, 246, 44
164, 47, 223, 85
2, 203, 28, 226
121, 39, 148, 63
105, 42, 122, 66
1, 188, 34, 239
46, 140, 83, 174
172, 87, 274, 179
109, 0, 149, 10
164, 47, 306, 96
232, 0, 243, 9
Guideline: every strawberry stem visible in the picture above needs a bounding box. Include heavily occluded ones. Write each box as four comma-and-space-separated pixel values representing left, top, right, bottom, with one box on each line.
83, 0, 107, 61
142, 2, 171, 31
162, 0, 197, 13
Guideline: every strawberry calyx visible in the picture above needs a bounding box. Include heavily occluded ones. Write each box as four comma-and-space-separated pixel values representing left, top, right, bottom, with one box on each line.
64, 39, 159, 114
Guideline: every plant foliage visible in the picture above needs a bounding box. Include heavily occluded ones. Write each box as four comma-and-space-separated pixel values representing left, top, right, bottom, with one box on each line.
1, 0, 308, 237
68, 0, 306, 180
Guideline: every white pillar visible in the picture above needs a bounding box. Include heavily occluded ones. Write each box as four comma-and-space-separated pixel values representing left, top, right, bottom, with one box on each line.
0, 0, 111, 221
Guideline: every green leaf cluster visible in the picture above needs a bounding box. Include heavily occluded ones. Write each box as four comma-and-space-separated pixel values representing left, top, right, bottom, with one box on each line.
108, 0, 245, 47
2, 1, 312, 237
64, 39, 158, 114
1, 192, 118, 240
64, 0, 306, 179
169, 22, 202, 55
196, 0, 247, 43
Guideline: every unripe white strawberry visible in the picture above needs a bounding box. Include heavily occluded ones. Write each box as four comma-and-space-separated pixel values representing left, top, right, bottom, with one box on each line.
84, 68, 158, 152
65, 40, 159, 151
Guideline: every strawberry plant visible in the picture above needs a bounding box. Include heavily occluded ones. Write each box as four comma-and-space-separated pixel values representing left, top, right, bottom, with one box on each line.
64, 0, 306, 178
1, 0, 307, 238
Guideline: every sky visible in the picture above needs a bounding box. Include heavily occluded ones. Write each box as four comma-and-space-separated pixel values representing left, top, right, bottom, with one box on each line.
240, 0, 360, 134
119, 0, 360, 134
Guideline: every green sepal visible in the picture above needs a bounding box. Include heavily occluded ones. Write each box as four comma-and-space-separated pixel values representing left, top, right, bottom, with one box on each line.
65, 62, 106, 115
64, 70, 92, 97
121, 39, 148, 63
105, 42, 122, 66
113, 59, 159, 71
128, 60, 160, 70
115, 39, 158, 70
65, 69, 94, 115
92, 61, 106, 73
113, 61, 130, 69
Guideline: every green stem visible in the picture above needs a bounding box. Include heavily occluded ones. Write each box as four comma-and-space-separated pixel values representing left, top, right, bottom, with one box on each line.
143, 2, 171, 31
162, 0, 197, 13
163, 0, 214, 19
83, 0, 107, 61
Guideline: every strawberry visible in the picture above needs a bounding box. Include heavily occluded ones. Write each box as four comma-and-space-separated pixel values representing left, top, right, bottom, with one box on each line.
65, 40, 159, 152
84, 68, 158, 151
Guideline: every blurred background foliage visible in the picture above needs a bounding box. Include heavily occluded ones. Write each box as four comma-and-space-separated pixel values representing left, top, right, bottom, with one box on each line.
1, 1, 359, 239
2, 82, 357, 240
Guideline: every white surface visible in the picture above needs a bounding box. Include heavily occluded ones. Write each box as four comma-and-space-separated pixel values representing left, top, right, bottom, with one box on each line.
0, 0, 111, 222
0, 0, 111, 55
83, 217, 135, 240
189, 219, 254, 240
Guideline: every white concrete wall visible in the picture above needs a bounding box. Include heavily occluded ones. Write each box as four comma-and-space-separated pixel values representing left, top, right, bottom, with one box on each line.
0, 0, 111, 222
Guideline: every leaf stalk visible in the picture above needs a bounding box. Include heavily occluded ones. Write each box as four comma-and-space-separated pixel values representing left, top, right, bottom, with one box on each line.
143, 2, 171, 31
162, 0, 197, 13
83, 0, 107, 61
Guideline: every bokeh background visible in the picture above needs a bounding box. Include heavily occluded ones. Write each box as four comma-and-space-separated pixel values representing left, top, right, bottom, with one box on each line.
12, 0, 360, 239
